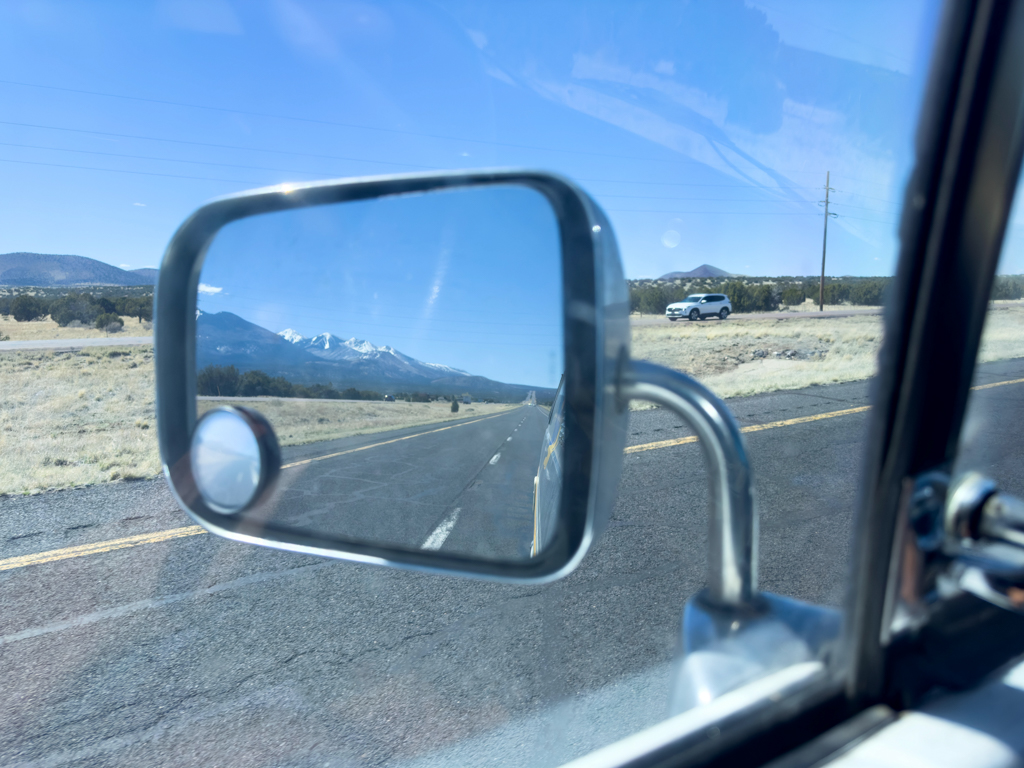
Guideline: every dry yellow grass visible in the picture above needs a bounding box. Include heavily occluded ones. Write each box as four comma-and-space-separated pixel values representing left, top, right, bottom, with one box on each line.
0, 346, 159, 494
0, 315, 152, 341
630, 304, 1024, 405
0, 345, 514, 494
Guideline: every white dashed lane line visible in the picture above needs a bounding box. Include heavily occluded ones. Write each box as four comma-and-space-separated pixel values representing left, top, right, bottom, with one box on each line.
489, 453, 501, 465
421, 508, 460, 550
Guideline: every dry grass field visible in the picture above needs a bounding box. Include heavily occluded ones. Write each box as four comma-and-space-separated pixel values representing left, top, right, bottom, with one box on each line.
1, 304, 1021, 494
0, 315, 152, 341
630, 303, 1024, 405
0, 346, 159, 495
0, 344, 514, 495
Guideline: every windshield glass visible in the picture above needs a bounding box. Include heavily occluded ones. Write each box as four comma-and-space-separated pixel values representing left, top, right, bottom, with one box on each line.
0, 2, 941, 765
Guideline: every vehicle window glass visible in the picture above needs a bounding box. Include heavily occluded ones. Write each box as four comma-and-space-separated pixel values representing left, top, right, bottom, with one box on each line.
955, 174, 1024, 493
0, 2, 941, 765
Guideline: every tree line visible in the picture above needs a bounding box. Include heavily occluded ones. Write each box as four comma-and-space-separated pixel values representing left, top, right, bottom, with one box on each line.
197, 365, 451, 403
629, 275, 1024, 315
0, 292, 153, 331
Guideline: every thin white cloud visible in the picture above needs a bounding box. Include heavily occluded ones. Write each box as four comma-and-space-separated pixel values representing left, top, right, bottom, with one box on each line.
133, 202, 146, 207
157, 0, 243, 35
467, 29, 487, 49
120, 264, 131, 268
198, 284, 223, 295
423, 248, 451, 319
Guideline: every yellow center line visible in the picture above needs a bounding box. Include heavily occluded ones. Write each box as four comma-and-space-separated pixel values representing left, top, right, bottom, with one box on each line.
624, 376, 1024, 455
0, 526, 206, 572
6, 378, 1024, 571
972, 375, 1024, 391
624, 405, 872, 454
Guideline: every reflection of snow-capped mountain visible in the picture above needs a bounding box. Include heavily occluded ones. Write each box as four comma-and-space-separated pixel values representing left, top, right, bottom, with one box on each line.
195, 310, 547, 401
277, 328, 469, 377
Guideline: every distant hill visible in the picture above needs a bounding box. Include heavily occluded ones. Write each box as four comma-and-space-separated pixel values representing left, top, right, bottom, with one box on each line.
131, 268, 159, 283
0, 253, 155, 287
659, 264, 733, 280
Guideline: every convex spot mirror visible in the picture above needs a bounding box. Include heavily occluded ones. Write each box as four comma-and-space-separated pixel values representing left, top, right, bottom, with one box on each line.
156, 171, 630, 582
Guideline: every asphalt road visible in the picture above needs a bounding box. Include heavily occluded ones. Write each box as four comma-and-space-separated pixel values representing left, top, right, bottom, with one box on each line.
259, 406, 548, 560
0, 336, 153, 352
2, 360, 1023, 767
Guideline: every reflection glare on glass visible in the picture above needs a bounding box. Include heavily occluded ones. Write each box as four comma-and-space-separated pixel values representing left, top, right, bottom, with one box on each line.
191, 408, 263, 513
194, 185, 565, 561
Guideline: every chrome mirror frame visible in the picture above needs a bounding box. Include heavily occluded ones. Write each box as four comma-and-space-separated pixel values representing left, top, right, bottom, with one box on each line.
155, 169, 630, 582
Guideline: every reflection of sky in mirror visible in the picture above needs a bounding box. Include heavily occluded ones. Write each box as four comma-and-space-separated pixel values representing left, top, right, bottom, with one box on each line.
0, 2, 956, 277
199, 185, 563, 389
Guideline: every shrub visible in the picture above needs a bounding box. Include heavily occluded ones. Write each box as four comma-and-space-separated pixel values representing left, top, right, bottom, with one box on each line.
114, 296, 153, 322
992, 275, 1024, 300
11, 295, 46, 322
197, 365, 240, 397
781, 287, 804, 306
451, 397, 459, 413
238, 369, 293, 398
53, 293, 101, 327
95, 312, 124, 331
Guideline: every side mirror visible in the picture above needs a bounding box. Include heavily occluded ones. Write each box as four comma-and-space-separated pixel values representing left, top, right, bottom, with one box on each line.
156, 169, 838, 709
155, 171, 629, 582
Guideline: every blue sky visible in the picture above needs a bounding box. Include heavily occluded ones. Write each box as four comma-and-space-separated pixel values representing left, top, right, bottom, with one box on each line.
199, 185, 564, 388
0, 0, 964, 284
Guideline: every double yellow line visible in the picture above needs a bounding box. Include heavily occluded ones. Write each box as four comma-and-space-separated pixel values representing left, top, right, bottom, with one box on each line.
5, 376, 1024, 573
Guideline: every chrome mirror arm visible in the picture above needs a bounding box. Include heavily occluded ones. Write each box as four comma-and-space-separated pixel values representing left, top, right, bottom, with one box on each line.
619, 360, 757, 607
619, 359, 841, 713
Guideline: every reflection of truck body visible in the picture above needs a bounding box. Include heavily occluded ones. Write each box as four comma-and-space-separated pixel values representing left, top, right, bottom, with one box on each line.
532, 374, 565, 557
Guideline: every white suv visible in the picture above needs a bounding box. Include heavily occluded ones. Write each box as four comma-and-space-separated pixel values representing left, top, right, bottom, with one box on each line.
665, 293, 732, 321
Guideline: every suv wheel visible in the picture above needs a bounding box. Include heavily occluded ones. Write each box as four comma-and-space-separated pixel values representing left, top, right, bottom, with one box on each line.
689, 308, 700, 321
719, 308, 729, 320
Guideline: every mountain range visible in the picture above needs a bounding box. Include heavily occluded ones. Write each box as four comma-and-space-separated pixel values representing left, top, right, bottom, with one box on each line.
197, 310, 550, 402
0, 253, 156, 286
659, 264, 733, 280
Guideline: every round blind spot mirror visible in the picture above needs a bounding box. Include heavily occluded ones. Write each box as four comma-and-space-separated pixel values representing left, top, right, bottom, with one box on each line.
191, 407, 274, 514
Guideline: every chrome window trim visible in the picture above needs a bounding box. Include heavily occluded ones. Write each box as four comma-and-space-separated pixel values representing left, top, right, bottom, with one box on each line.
155, 169, 630, 583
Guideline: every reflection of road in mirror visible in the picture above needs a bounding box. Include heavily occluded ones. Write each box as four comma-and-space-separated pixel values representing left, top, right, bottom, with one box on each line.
193, 185, 566, 562
239, 404, 552, 561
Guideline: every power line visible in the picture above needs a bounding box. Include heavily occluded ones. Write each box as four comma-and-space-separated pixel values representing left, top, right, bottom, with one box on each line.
0, 156, 253, 184
0, 78, 694, 166
0, 80, 919, 179
0, 140, 375, 178
0, 121, 905, 196
0, 120, 437, 170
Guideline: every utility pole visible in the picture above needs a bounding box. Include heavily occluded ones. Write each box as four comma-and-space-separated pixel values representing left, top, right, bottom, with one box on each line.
819, 172, 837, 312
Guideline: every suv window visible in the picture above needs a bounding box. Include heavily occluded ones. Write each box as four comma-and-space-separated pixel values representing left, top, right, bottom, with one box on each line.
0, 2, 943, 765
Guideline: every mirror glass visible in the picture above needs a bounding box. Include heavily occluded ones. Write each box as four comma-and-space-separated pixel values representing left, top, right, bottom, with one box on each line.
191, 407, 263, 514
195, 184, 565, 561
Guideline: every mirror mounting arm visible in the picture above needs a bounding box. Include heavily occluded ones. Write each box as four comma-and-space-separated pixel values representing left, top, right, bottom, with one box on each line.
619, 360, 757, 607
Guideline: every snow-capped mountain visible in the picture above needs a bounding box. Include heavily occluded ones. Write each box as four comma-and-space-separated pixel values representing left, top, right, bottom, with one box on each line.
277, 328, 468, 377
